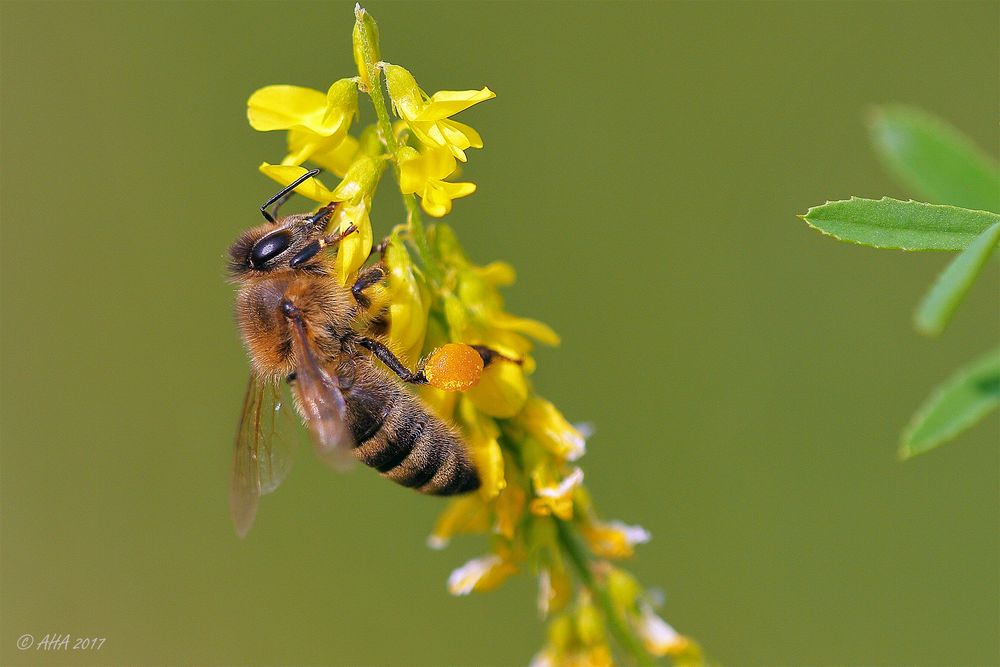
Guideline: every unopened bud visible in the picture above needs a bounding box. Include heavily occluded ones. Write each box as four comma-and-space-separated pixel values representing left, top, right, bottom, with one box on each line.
352, 4, 380, 90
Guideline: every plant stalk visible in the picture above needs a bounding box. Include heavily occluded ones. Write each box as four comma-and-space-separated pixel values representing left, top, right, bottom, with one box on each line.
354, 6, 441, 284
556, 519, 655, 666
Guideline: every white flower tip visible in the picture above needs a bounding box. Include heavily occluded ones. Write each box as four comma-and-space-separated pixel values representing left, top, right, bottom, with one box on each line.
447, 554, 501, 596
609, 520, 652, 545
574, 421, 595, 439
646, 587, 666, 608
426, 534, 448, 550
638, 603, 683, 654
537, 467, 584, 498
529, 651, 555, 667
537, 569, 552, 617
565, 437, 586, 461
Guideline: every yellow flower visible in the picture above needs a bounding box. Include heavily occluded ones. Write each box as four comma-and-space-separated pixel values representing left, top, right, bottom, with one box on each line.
465, 355, 530, 418
538, 565, 573, 618
516, 397, 586, 462
398, 145, 476, 217
583, 520, 651, 559
634, 603, 696, 659
605, 567, 642, 613
383, 236, 429, 364
258, 163, 338, 203
248, 78, 358, 166
530, 467, 584, 520
430, 226, 560, 418
383, 64, 495, 162
427, 494, 489, 550
457, 397, 506, 500
258, 158, 383, 281
493, 480, 526, 540
285, 130, 360, 177
447, 553, 516, 595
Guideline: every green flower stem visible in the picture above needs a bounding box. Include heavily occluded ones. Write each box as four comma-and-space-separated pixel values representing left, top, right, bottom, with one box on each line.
556, 519, 655, 666
354, 6, 441, 285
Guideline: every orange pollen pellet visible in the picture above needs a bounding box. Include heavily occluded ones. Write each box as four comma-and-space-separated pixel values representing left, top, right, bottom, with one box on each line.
424, 343, 485, 392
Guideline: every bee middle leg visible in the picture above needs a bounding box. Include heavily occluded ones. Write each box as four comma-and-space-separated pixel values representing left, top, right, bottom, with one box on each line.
357, 337, 427, 385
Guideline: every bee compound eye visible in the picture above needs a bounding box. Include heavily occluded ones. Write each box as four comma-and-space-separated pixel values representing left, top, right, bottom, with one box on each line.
249, 231, 292, 269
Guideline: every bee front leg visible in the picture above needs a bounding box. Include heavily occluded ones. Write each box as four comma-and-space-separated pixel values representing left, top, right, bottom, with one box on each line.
356, 337, 427, 385
351, 263, 387, 308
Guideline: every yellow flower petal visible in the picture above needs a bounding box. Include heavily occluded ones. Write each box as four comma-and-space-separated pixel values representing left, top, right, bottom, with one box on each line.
421, 180, 476, 217
476, 261, 516, 287
427, 494, 489, 550
321, 78, 359, 131
331, 155, 383, 204
248, 79, 356, 137
416, 87, 496, 121
383, 64, 493, 162
383, 64, 423, 119
331, 200, 372, 282
285, 130, 359, 177
490, 311, 560, 346
493, 483, 526, 540
419, 384, 459, 423
530, 467, 583, 520
440, 118, 484, 150
447, 554, 516, 595
384, 237, 427, 358
465, 359, 528, 418
516, 397, 586, 461
538, 566, 572, 617
583, 520, 652, 559
458, 398, 506, 499
248, 85, 326, 132
258, 163, 337, 204
635, 603, 691, 657
575, 598, 606, 646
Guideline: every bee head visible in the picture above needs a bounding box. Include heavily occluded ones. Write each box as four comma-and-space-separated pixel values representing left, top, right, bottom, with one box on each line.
228, 208, 334, 278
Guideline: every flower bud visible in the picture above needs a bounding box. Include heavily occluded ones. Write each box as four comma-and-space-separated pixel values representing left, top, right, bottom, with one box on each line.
352, 4, 380, 90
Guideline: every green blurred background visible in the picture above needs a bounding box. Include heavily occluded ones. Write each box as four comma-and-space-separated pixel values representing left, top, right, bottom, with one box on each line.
2, 2, 997, 665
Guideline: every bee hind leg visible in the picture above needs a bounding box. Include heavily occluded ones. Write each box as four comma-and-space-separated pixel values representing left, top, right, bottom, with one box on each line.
357, 337, 427, 385
470, 345, 524, 368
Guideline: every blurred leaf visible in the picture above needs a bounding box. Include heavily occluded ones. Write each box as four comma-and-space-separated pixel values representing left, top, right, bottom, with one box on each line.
901, 346, 1000, 458
801, 197, 1000, 250
914, 222, 1000, 337
869, 106, 1000, 213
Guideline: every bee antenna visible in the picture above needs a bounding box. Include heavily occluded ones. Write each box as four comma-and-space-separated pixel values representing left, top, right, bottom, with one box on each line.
259, 168, 322, 223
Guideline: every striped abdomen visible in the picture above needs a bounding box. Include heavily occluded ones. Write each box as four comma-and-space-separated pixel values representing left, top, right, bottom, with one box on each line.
339, 359, 480, 495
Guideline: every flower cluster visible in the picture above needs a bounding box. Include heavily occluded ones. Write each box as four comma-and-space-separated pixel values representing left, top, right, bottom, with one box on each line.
245, 5, 701, 664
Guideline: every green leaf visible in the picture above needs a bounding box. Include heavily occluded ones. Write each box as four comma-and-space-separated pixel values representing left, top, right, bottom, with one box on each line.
869, 105, 1000, 213
901, 347, 1000, 459
914, 222, 1000, 336
800, 197, 1000, 250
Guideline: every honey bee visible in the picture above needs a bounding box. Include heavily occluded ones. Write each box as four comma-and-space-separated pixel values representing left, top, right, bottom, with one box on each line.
228, 170, 479, 537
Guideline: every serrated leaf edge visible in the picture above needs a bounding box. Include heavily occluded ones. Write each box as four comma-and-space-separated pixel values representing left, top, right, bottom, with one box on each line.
799, 197, 1000, 251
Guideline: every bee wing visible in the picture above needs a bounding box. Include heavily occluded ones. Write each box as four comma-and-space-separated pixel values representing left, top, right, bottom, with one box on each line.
287, 314, 356, 471
230, 373, 298, 538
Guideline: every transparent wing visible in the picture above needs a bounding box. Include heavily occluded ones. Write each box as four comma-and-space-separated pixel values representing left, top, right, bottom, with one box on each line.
230, 373, 297, 538
287, 314, 356, 470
